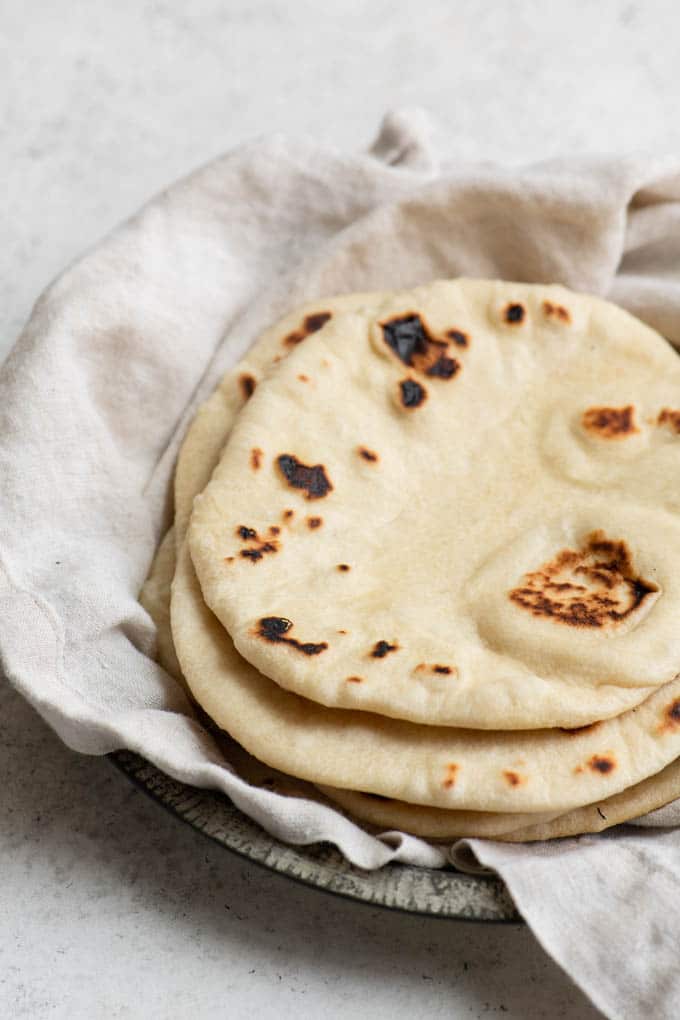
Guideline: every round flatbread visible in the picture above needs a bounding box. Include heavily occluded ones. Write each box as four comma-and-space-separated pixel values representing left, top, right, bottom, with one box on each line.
189, 279, 680, 730
168, 289, 680, 814
141, 532, 680, 838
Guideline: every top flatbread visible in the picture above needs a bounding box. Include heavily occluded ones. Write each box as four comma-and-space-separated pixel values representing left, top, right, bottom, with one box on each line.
189, 279, 680, 729
166, 290, 680, 814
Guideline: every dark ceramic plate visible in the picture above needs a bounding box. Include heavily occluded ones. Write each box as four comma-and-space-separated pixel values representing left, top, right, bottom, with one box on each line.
110, 750, 520, 922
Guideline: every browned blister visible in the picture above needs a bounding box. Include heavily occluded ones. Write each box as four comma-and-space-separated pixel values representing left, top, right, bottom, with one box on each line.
509, 531, 658, 628
582, 405, 638, 439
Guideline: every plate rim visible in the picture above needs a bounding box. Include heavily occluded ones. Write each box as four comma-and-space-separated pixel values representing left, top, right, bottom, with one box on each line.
109, 749, 521, 924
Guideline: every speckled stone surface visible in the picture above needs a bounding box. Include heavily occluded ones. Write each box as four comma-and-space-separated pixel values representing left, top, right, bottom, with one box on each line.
5, 1, 680, 1015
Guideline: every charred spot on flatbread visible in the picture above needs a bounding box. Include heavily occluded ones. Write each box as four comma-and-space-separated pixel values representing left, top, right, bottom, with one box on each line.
657, 408, 680, 434
542, 300, 571, 323
399, 378, 427, 409
658, 698, 680, 733
509, 530, 658, 628
240, 542, 278, 562
370, 640, 398, 658
239, 374, 257, 399
358, 446, 379, 463
503, 770, 525, 787
588, 754, 616, 774
415, 663, 456, 677
282, 311, 332, 347
442, 763, 459, 789
256, 616, 328, 655
276, 454, 333, 499
381, 313, 461, 379
425, 354, 460, 379
447, 329, 469, 347
582, 406, 638, 439
236, 526, 279, 563
504, 303, 525, 324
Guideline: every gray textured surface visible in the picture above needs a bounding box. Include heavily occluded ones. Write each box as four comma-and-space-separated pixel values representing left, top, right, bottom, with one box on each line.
5, 0, 679, 1015
110, 751, 520, 921
1, 682, 601, 1019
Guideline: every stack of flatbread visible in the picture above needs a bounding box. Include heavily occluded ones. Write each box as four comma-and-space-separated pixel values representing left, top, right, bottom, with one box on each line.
141, 278, 680, 843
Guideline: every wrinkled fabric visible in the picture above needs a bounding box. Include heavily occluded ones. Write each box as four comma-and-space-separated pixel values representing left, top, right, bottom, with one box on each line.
3, 109, 680, 1019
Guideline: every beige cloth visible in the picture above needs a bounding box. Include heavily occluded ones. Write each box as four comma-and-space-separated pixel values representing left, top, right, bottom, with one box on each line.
2, 110, 680, 1019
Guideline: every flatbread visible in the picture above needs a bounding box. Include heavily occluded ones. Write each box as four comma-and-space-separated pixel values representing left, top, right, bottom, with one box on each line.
319, 759, 680, 841
189, 279, 680, 730
141, 532, 680, 839
174, 293, 381, 547
143, 520, 560, 835
167, 289, 680, 814
138, 287, 680, 829
173, 539, 680, 814
139, 526, 183, 682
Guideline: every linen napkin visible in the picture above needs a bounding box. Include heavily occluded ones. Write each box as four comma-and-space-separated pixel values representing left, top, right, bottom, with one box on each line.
3, 108, 680, 1019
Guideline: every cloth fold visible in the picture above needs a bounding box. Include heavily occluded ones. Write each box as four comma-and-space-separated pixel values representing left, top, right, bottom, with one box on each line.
3, 109, 680, 1018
